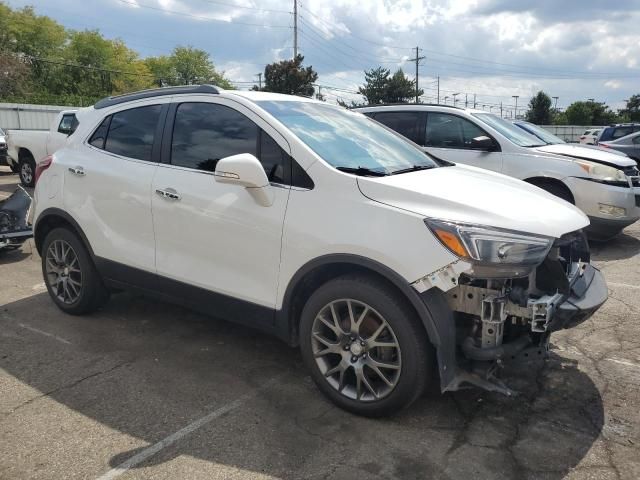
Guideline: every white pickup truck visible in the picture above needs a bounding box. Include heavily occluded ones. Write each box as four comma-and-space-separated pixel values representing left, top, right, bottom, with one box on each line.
6, 110, 78, 187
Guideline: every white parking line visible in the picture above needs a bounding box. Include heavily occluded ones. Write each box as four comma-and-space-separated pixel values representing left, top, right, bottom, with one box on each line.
606, 358, 640, 370
96, 375, 282, 480
608, 282, 640, 290
18, 323, 72, 345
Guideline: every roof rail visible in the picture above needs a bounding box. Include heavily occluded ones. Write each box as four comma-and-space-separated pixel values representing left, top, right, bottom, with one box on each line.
94, 84, 222, 109
352, 103, 467, 110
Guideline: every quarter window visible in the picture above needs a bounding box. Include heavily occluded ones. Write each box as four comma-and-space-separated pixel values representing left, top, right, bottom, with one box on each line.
88, 116, 111, 149
425, 113, 487, 149
373, 111, 423, 144
103, 105, 162, 161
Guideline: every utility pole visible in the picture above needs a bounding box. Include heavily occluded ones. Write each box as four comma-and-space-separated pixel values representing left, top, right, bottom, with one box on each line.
437, 76, 440, 104
512, 95, 519, 119
293, 0, 298, 59
256, 72, 262, 90
473, 94, 477, 109
408, 46, 425, 103
552, 96, 559, 111
452, 92, 460, 107
465, 93, 468, 108
500, 102, 503, 117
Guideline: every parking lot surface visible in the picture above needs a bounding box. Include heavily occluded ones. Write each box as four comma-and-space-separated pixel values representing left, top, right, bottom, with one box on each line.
1, 168, 639, 479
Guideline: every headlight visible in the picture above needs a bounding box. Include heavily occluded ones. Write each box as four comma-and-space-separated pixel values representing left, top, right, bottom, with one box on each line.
425, 219, 553, 266
575, 160, 627, 184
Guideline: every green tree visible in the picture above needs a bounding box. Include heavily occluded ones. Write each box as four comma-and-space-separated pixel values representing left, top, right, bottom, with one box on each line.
261, 54, 317, 96
565, 100, 617, 125
169, 46, 232, 88
386, 69, 422, 103
620, 94, 640, 122
525, 91, 552, 124
358, 67, 422, 104
358, 67, 390, 104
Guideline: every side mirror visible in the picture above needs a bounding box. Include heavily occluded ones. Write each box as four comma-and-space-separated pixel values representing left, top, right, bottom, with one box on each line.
214, 153, 273, 206
470, 136, 497, 151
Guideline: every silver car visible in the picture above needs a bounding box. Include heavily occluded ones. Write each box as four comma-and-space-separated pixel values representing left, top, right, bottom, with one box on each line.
600, 131, 640, 166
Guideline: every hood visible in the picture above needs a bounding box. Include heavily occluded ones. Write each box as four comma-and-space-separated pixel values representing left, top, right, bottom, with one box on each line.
357, 164, 589, 239
536, 143, 635, 168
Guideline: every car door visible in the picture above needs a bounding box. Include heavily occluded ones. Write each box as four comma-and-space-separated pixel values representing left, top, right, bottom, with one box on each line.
63, 102, 167, 273
421, 112, 503, 173
150, 99, 291, 327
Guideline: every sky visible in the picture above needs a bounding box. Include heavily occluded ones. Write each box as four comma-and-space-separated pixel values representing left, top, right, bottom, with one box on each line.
8, 0, 640, 112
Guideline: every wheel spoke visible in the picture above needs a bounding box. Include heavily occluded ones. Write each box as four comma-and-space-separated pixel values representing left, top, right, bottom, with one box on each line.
367, 357, 400, 371
317, 313, 340, 336
312, 332, 339, 350
361, 372, 379, 398
367, 363, 394, 387
324, 363, 343, 378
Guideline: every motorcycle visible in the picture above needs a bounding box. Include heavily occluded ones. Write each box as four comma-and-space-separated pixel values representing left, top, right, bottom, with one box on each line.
0, 186, 33, 251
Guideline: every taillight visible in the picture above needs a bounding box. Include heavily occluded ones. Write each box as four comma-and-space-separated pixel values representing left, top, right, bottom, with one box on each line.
35, 155, 53, 185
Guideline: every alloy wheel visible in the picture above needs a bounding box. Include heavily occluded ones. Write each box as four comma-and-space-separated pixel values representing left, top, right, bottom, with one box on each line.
45, 239, 82, 304
311, 299, 402, 402
21, 162, 33, 185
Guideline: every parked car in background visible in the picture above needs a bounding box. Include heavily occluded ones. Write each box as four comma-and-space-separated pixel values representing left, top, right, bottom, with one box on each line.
0, 186, 32, 251
596, 123, 640, 144
32, 85, 607, 416
357, 104, 640, 240
579, 128, 601, 145
599, 131, 640, 165
514, 120, 628, 157
0, 128, 11, 171
6, 110, 78, 187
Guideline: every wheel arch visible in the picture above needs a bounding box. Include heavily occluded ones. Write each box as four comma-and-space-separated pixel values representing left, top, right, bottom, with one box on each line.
18, 147, 35, 161
277, 254, 457, 389
34, 208, 95, 259
524, 176, 575, 204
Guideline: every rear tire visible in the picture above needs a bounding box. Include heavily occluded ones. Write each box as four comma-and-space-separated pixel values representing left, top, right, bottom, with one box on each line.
19, 154, 36, 187
299, 275, 433, 417
41, 227, 109, 315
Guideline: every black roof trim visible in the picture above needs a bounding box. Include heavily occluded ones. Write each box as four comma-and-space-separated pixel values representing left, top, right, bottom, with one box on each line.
94, 84, 221, 109
352, 103, 466, 110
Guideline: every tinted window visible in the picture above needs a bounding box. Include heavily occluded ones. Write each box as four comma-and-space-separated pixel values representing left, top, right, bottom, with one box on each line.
632, 135, 640, 145
426, 113, 487, 149
259, 131, 287, 183
89, 116, 111, 149
612, 127, 634, 139
373, 111, 422, 144
58, 113, 78, 135
104, 105, 162, 161
171, 103, 258, 173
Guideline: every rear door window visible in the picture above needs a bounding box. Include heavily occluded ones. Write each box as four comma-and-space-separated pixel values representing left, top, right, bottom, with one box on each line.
103, 105, 162, 161
372, 111, 423, 144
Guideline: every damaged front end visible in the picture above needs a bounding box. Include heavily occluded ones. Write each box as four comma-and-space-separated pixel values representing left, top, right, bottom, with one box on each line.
414, 224, 607, 396
0, 186, 33, 250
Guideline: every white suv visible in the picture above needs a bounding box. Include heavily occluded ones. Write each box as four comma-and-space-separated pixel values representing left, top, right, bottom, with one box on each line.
357, 105, 640, 240
33, 86, 607, 416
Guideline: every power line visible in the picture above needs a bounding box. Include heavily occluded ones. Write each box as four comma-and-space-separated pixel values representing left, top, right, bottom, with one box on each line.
114, 0, 292, 28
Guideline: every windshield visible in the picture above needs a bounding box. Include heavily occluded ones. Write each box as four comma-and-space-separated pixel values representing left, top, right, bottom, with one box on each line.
472, 113, 545, 147
0, 128, 4, 136
257, 100, 439, 175
515, 122, 565, 145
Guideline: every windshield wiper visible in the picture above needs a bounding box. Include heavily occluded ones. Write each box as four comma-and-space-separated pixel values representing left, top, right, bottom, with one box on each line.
336, 166, 388, 177
390, 165, 435, 175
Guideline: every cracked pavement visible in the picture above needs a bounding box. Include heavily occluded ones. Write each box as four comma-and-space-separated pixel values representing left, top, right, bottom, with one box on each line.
1, 170, 639, 479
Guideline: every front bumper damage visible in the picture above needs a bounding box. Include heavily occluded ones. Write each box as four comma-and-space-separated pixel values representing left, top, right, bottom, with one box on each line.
0, 186, 33, 249
412, 230, 607, 396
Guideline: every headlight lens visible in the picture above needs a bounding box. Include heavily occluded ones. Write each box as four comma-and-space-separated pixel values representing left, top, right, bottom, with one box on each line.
425, 219, 553, 266
575, 160, 627, 183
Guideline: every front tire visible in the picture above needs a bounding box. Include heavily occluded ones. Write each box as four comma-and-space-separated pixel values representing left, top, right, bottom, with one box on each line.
41, 227, 109, 315
299, 275, 433, 417
19, 154, 36, 187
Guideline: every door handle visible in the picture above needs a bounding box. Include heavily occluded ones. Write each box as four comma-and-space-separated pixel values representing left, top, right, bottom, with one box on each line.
155, 188, 181, 201
68, 166, 85, 176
